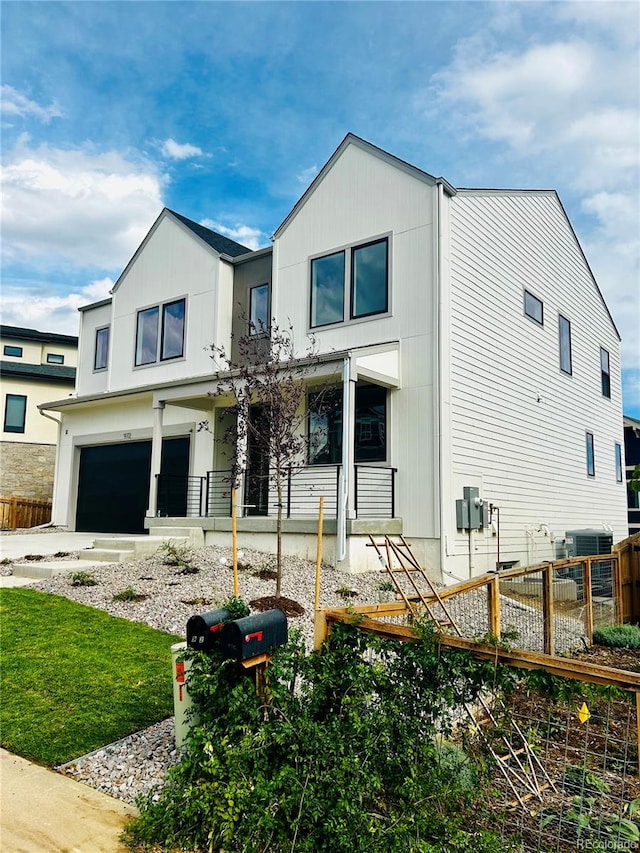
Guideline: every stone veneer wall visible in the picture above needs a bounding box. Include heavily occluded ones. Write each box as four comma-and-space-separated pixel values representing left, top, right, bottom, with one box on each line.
0, 442, 56, 501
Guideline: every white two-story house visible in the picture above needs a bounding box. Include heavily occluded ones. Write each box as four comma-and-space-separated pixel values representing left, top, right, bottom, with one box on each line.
41, 134, 627, 579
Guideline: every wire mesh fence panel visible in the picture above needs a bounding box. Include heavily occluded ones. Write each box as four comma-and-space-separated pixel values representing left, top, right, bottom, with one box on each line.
442, 587, 490, 638
497, 571, 550, 653
486, 686, 640, 853
590, 558, 618, 633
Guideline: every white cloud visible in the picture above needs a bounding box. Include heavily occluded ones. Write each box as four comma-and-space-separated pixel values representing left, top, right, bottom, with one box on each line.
1, 138, 165, 268
297, 164, 318, 186
161, 138, 205, 160
200, 218, 267, 251
0, 277, 114, 337
1, 85, 62, 123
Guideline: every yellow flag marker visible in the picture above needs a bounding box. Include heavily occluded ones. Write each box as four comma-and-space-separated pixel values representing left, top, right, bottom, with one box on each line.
578, 702, 591, 724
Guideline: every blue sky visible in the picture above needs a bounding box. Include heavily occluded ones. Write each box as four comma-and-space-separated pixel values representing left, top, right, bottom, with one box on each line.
1, 1, 639, 414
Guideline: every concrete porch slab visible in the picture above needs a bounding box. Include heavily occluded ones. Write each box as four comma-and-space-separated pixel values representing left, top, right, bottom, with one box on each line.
10, 559, 106, 579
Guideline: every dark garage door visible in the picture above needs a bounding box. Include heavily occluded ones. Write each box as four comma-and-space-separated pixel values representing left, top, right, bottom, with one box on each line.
76, 437, 189, 533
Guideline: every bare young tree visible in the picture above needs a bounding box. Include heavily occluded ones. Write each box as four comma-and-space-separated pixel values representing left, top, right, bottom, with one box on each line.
207, 319, 337, 599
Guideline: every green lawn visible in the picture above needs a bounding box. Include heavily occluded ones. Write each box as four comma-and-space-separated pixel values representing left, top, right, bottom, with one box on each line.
1, 588, 181, 766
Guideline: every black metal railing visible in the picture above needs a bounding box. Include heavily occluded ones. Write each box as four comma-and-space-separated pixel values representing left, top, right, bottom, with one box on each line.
354, 465, 396, 518
156, 465, 397, 520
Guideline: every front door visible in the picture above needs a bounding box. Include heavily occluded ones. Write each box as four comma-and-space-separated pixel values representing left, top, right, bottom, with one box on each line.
244, 405, 270, 516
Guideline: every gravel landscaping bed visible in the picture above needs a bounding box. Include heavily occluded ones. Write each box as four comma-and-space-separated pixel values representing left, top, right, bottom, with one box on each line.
10, 542, 587, 806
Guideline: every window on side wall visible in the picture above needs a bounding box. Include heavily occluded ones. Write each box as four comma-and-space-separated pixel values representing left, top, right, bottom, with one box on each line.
3, 345, 22, 357
524, 290, 543, 325
249, 283, 270, 334
308, 384, 387, 464
135, 298, 185, 366
558, 315, 572, 374
586, 432, 595, 477
47, 353, 65, 364
310, 237, 389, 329
4, 394, 26, 433
615, 443, 623, 483
600, 348, 611, 398
94, 326, 110, 370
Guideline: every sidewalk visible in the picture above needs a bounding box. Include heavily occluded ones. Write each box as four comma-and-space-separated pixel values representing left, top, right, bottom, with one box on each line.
0, 749, 136, 853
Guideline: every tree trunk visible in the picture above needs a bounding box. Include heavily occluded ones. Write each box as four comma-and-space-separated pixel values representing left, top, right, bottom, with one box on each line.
276, 474, 283, 599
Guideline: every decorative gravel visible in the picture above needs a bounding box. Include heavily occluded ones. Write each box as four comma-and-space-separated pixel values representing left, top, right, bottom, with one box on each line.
12, 543, 585, 806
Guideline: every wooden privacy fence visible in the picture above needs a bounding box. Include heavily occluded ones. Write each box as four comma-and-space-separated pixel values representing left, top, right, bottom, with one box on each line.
0, 496, 52, 530
614, 530, 640, 623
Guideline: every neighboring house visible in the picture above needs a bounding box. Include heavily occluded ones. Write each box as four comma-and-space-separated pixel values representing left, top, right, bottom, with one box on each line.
41, 134, 627, 579
624, 415, 640, 536
1, 325, 77, 501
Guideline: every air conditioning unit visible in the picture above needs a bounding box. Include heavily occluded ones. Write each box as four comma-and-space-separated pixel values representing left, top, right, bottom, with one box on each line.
561, 529, 613, 599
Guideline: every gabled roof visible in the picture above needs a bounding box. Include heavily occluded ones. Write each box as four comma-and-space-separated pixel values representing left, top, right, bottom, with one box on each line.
111, 207, 252, 295
167, 210, 252, 258
0, 360, 76, 383
0, 325, 78, 346
274, 132, 456, 239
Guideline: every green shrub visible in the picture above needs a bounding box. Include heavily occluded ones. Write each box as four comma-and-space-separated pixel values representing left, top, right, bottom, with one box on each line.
158, 540, 198, 574
592, 624, 640, 649
112, 586, 147, 603
69, 571, 97, 587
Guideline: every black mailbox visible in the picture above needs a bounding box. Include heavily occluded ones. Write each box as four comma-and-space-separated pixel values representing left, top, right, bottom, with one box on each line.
186, 608, 231, 651
220, 609, 288, 661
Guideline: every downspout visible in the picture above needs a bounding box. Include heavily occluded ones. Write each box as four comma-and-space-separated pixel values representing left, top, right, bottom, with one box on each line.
337, 354, 353, 563
436, 181, 447, 578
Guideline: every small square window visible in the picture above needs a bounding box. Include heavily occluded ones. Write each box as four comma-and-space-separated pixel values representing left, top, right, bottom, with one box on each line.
3, 345, 22, 357
524, 290, 543, 325
4, 394, 26, 433
600, 348, 611, 398
586, 432, 595, 477
615, 443, 623, 483
558, 315, 572, 374
47, 353, 64, 365
249, 283, 270, 334
94, 327, 109, 370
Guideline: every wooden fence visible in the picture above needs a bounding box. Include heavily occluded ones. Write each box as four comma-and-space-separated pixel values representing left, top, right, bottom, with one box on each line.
614, 530, 640, 623
0, 496, 52, 530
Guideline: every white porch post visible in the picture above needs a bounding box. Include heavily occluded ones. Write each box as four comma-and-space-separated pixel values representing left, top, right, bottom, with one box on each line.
147, 401, 165, 516
337, 355, 355, 562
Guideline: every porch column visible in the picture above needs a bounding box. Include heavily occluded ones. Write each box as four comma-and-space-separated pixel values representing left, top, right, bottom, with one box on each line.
337, 355, 356, 562
147, 401, 165, 517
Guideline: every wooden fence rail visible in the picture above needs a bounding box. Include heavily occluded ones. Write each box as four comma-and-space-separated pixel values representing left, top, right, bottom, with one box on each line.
0, 496, 52, 530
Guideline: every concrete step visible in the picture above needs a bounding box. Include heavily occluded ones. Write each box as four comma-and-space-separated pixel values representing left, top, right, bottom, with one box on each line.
11, 559, 106, 579
78, 548, 136, 562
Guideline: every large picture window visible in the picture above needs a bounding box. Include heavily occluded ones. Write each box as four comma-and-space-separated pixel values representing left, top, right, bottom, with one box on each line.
310, 237, 388, 328
94, 326, 109, 370
135, 298, 185, 366
308, 383, 387, 465
4, 394, 26, 433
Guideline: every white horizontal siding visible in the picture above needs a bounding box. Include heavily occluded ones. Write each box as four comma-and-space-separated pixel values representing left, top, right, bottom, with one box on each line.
447, 192, 626, 574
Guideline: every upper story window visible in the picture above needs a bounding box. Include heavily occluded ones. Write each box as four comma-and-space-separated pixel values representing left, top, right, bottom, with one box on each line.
558, 315, 572, 375
615, 443, 623, 483
4, 394, 26, 434
47, 353, 64, 365
3, 345, 22, 357
586, 432, 595, 477
94, 326, 110, 371
310, 237, 389, 328
308, 383, 387, 465
249, 283, 270, 334
524, 289, 543, 325
600, 347, 611, 398
135, 298, 185, 366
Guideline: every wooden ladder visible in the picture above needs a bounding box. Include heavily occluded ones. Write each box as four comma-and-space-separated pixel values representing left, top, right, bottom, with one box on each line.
367, 534, 556, 807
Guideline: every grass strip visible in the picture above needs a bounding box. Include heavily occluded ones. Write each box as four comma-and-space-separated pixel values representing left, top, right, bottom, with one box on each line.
1, 588, 180, 766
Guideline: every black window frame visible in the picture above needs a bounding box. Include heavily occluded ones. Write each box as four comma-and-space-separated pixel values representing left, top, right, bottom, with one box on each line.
600, 347, 611, 398
615, 443, 623, 483
94, 326, 110, 371
4, 393, 27, 434
135, 298, 186, 366
46, 353, 65, 365
310, 236, 389, 330
308, 383, 388, 465
558, 314, 572, 375
524, 289, 544, 326
249, 283, 270, 335
586, 432, 595, 477
3, 345, 23, 357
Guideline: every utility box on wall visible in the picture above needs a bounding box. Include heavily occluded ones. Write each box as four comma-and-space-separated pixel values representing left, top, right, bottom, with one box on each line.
456, 486, 487, 530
